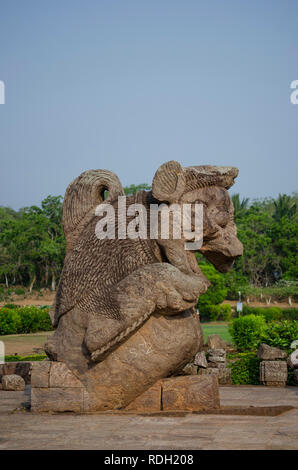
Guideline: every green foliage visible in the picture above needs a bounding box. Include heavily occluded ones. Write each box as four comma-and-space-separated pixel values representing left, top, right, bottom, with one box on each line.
201, 303, 232, 322
242, 305, 298, 322
260, 320, 298, 351
228, 314, 267, 351
198, 264, 227, 311
14, 288, 25, 296
0, 306, 53, 335
123, 183, 151, 195
227, 352, 260, 385
5, 354, 47, 362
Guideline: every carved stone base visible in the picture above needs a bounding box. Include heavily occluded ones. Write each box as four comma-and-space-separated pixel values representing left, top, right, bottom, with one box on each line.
30, 361, 220, 413
260, 361, 287, 387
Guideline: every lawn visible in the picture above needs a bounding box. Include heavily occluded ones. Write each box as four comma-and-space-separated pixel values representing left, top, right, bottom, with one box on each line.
201, 321, 232, 344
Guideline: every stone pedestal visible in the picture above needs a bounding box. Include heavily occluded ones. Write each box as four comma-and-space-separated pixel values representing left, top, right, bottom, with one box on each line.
260, 361, 288, 387
30, 361, 220, 413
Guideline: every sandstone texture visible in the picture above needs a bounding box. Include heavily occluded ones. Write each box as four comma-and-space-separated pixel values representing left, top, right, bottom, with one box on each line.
2, 374, 25, 391
257, 343, 287, 361
260, 361, 288, 387
37, 161, 242, 411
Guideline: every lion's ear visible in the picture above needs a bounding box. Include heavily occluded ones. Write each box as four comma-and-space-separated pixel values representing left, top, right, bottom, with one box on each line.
152, 160, 186, 203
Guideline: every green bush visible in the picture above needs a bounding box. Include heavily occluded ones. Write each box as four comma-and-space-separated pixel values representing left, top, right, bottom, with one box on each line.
5, 354, 47, 362
242, 305, 298, 322
227, 352, 260, 385
228, 352, 260, 385
199, 303, 232, 322
281, 308, 298, 321
0, 305, 53, 335
14, 288, 25, 296
197, 264, 227, 309
260, 320, 298, 351
228, 314, 267, 351
0, 308, 22, 335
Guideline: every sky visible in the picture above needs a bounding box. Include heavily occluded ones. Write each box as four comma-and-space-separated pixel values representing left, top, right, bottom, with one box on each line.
0, 0, 297, 209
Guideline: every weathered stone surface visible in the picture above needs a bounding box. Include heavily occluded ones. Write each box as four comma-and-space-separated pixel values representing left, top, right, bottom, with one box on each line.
207, 334, 227, 350
40, 161, 242, 410
2, 374, 25, 391
287, 350, 298, 369
162, 375, 220, 411
218, 368, 232, 385
0, 362, 32, 384
257, 343, 287, 361
31, 361, 50, 388
207, 349, 226, 369
31, 387, 85, 412
260, 361, 288, 386
125, 381, 162, 412
179, 363, 198, 375
194, 351, 207, 368
49, 362, 83, 388
199, 368, 219, 378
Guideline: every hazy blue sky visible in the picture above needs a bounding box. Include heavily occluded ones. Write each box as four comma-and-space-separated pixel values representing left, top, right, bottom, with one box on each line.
0, 0, 297, 209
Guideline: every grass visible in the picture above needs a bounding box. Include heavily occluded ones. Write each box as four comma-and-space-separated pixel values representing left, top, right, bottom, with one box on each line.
201, 321, 232, 344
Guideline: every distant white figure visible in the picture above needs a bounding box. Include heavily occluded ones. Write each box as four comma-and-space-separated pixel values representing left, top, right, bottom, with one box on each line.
0, 341, 4, 364
0, 81, 4, 104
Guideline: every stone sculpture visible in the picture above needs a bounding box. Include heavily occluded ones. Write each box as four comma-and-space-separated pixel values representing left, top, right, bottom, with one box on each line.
43, 161, 242, 411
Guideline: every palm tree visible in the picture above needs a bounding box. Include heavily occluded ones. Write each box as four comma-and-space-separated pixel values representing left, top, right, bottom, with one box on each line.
273, 194, 297, 222
231, 194, 249, 221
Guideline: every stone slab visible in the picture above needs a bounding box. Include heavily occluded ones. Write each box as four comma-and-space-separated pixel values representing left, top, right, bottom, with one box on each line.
125, 381, 162, 412
162, 375, 220, 412
49, 362, 83, 388
2, 374, 25, 391
31, 361, 50, 388
260, 361, 288, 386
31, 387, 85, 412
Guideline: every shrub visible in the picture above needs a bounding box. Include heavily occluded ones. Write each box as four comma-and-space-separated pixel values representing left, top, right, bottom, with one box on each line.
0, 306, 53, 335
14, 288, 25, 296
0, 308, 22, 335
5, 354, 47, 362
228, 315, 267, 351
260, 320, 298, 351
242, 305, 283, 322
199, 303, 232, 322
197, 264, 227, 309
227, 352, 260, 385
281, 308, 298, 321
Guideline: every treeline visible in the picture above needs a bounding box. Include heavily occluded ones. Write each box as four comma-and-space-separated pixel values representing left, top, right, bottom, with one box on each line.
0, 187, 297, 294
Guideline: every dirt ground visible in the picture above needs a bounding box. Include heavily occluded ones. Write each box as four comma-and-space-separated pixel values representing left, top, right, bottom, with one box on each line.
1, 290, 296, 309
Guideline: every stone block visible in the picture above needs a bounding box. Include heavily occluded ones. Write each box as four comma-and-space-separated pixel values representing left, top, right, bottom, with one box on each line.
125, 381, 162, 412
260, 361, 287, 386
162, 375, 220, 411
194, 351, 207, 368
199, 368, 219, 378
0, 362, 32, 384
257, 343, 287, 361
207, 334, 227, 350
31, 361, 50, 388
179, 363, 198, 375
31, 387, 85, 412
287, 350, 298, 369
49, 362, 83, 388
218, 367, 232, 385
2, 374, 25, 391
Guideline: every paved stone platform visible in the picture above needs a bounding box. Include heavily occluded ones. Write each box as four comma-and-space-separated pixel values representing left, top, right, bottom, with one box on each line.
0, 386, 297, 450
